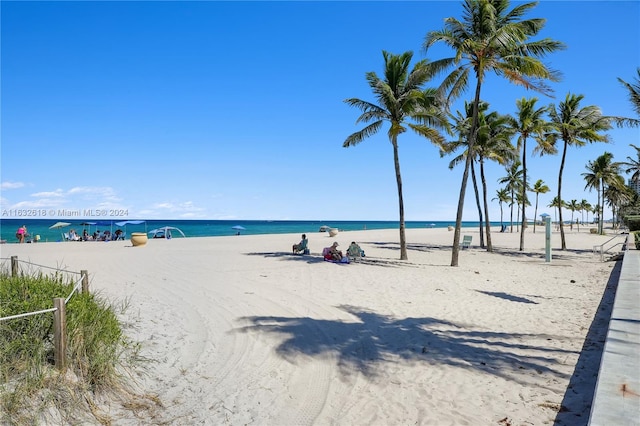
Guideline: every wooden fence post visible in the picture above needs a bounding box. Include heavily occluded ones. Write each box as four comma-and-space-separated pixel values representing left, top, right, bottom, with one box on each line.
81, 270, 89, 294
53, 298, 66, 370
11, 256, 18, 276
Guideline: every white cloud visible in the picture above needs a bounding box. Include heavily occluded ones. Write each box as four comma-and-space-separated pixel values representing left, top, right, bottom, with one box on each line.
68, 186, 120, 201
1, 181, 25, 190
32, 189, 65, 198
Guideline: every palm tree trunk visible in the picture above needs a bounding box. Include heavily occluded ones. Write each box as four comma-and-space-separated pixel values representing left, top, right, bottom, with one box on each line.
471, 162, 485, 248
451, 80, 483, 267
533, 195, 539, 234
520, 138, 527, 251
392, 136, 408, 260
558, 141, 568, 250
510, 189, 514, 232
480, 160, 492, 252
598, 180, 603, 234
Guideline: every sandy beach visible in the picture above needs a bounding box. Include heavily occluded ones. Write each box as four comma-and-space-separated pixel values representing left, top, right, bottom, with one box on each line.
1, 226, 621, 425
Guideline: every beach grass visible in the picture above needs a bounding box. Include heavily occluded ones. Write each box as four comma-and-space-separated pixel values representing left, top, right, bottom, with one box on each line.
0, 270, 155, 424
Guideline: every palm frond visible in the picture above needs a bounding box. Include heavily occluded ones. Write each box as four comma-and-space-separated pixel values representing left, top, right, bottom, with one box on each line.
343, 120, 384, 147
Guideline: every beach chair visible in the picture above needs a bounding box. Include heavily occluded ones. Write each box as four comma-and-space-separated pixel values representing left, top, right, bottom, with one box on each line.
293, 238, 309, 255
461, 235, 472, 249
347, 243, 364, 262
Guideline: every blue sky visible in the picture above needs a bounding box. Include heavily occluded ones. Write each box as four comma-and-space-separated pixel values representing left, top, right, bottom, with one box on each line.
1, 1, 639, 222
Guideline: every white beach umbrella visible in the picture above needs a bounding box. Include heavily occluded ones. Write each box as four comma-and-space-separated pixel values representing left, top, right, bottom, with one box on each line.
49, 221, 72, 240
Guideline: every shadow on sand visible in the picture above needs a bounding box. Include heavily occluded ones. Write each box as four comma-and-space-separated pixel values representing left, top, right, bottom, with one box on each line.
235, 305, 576, 386
553, 259, 621, 426
245, 251, 418, 268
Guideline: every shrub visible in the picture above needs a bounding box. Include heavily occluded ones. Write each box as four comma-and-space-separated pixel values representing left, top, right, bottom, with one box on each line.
624, 215, 640, 232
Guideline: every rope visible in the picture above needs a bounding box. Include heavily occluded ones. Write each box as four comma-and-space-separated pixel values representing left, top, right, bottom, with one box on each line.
0, 307, 57, 322
65, 275, 85, 304
0, 258, 86, 321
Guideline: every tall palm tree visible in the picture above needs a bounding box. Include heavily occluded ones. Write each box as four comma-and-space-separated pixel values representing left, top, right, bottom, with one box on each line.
508, 97, 551, 250
443, 101, 516, 251
531, 179, 550, 233
424, 0, 564, 266
493, 188, 510, 230
344, 50, 449, 260
498, 161, 523, 232
582, 152, 622, 234
443, 101, 487, 247
546, 93, 613, 247
475, 109, 517, 250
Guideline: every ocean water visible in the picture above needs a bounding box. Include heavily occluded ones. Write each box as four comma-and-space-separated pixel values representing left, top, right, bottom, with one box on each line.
0, 219, 486, 244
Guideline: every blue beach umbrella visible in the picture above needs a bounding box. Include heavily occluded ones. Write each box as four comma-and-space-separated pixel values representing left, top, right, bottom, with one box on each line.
232, 225, 246, 234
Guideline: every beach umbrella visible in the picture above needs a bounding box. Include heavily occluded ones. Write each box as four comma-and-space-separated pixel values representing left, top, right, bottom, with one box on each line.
49, 221, 71, 230
49, 221, 71, 241
232, 225, 246, 234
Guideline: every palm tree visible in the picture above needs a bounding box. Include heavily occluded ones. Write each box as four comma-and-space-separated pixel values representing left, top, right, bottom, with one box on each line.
617, 68, 640, 117
443, 101, 516, 251
582, 152, 623, 234
344, 51, 449, 260
605, 177, 634, 229
546, 93, 613, 247
443, 101, 487, 248
475, 109, 517, 250
424, 0, 564, 266
548, 196, 564, 226
493, 188, 510, 230
498, 161, 523, 232
621, 144, 640, 184
579, 199, 592, 225
567, 199, 579, 230
531, 179, 550, 233
508, 97, 552, 250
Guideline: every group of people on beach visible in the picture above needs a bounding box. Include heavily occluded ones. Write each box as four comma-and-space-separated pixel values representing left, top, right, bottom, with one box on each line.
75, 229, 124, 241
292, 234, 364, 262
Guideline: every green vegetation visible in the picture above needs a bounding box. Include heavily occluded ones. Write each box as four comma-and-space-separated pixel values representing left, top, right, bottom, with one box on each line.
0, 270, 157, 424
625, 216, 640, 232
634, 231, 640, 249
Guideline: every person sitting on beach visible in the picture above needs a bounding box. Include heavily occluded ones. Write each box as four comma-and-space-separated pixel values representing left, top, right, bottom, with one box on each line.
347, 241, 364, 260
292, 234, 308, 254
82, 229, 89, 240
324, 242, 343, 261
68, 229, 80, 241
